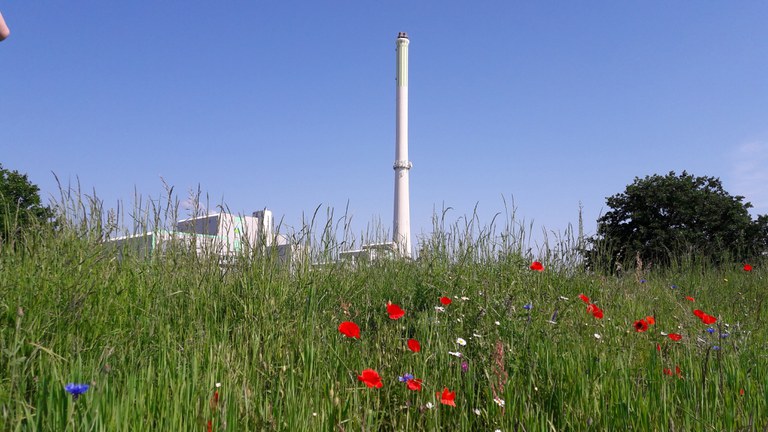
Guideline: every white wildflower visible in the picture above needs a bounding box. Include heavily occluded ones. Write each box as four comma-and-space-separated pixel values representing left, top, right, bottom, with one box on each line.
448, 351, 463, 358
593, 333, 601, 339
456, 337, 467, 346
435, 306, 445, 312
559, 296, 569, 301
473, 408, 481, 415
426, 402, 434, 409
494, 321, 501, 326
493, 396, 505, 407
215, 382, 221, 388
461, 296, 470, 301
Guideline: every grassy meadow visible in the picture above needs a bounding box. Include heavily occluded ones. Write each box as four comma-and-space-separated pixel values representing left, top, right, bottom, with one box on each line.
1, 195, 766, 431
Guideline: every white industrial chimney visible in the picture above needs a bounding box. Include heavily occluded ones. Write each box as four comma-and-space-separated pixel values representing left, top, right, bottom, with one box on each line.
393, 32, 412, 258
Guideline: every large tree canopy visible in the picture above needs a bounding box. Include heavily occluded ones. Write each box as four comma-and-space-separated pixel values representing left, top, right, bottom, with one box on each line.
0, 163, 52, 240
591, 171, 767, 267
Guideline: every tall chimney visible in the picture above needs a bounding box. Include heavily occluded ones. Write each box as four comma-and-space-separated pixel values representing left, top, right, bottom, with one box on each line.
393, 32, 412, 258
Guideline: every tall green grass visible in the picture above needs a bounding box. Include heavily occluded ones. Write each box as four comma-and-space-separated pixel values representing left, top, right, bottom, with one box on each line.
1, 189, 766, 431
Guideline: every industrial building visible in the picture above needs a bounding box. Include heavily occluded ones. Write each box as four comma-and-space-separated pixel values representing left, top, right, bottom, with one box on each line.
108, 209, 303, 266
109, 32, 414, 265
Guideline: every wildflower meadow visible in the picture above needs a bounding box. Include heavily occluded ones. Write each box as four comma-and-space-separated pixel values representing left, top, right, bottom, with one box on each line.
1, 195, 766, 431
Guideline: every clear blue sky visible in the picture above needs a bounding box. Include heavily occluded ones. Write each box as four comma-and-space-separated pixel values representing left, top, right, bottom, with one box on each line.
2, 2, 767, 250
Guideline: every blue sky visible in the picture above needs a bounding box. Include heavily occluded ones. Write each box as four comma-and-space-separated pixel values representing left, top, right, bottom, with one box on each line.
2, 2, 767, 250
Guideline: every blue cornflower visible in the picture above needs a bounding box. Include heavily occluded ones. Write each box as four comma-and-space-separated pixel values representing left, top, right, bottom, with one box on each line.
640, 279, 646, 284
706, 327, 715, 334
523, 303, 533, 310
670, 284, 678, 289
398, 373, 414, 382
712, 346, 721, 351
721, 333, 730, 338
64, 383, 89, 400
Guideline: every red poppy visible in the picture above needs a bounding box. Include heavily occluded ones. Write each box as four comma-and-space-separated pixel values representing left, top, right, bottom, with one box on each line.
407, 338, 421, 352
668, 333, 682, 341
693, 309, 717, 324
530, 261, 544, 272
675, 365, 683, 378
740, 388, 745, 396
645, 316, 656, 325
210, 391, 219, 412
357, 369, 383, 388
406, 378, 423, 391
338, 321, 361, 339
207, 420, 213, 432
656, 343, 661, 352
586, 303, 603, 319
743, 264, 752, 272
387, 303, 405, 320
439, 296, 452, 305
663, 368, 673, 376
437, 387, 456, 406
634, 319, 649, 332
685, 296, 695, 302
579, 294, 590, 303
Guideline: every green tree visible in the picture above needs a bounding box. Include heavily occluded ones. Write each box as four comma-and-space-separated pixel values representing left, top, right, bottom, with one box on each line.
0, 164, 52, 241
590, 171, 767, 269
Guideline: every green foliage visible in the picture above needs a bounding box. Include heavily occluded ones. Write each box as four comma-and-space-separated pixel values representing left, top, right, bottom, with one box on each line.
1, 187, 765, 430
0, 163, 52, 241
590, 171, 767, 269
1, 207, 766, 430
